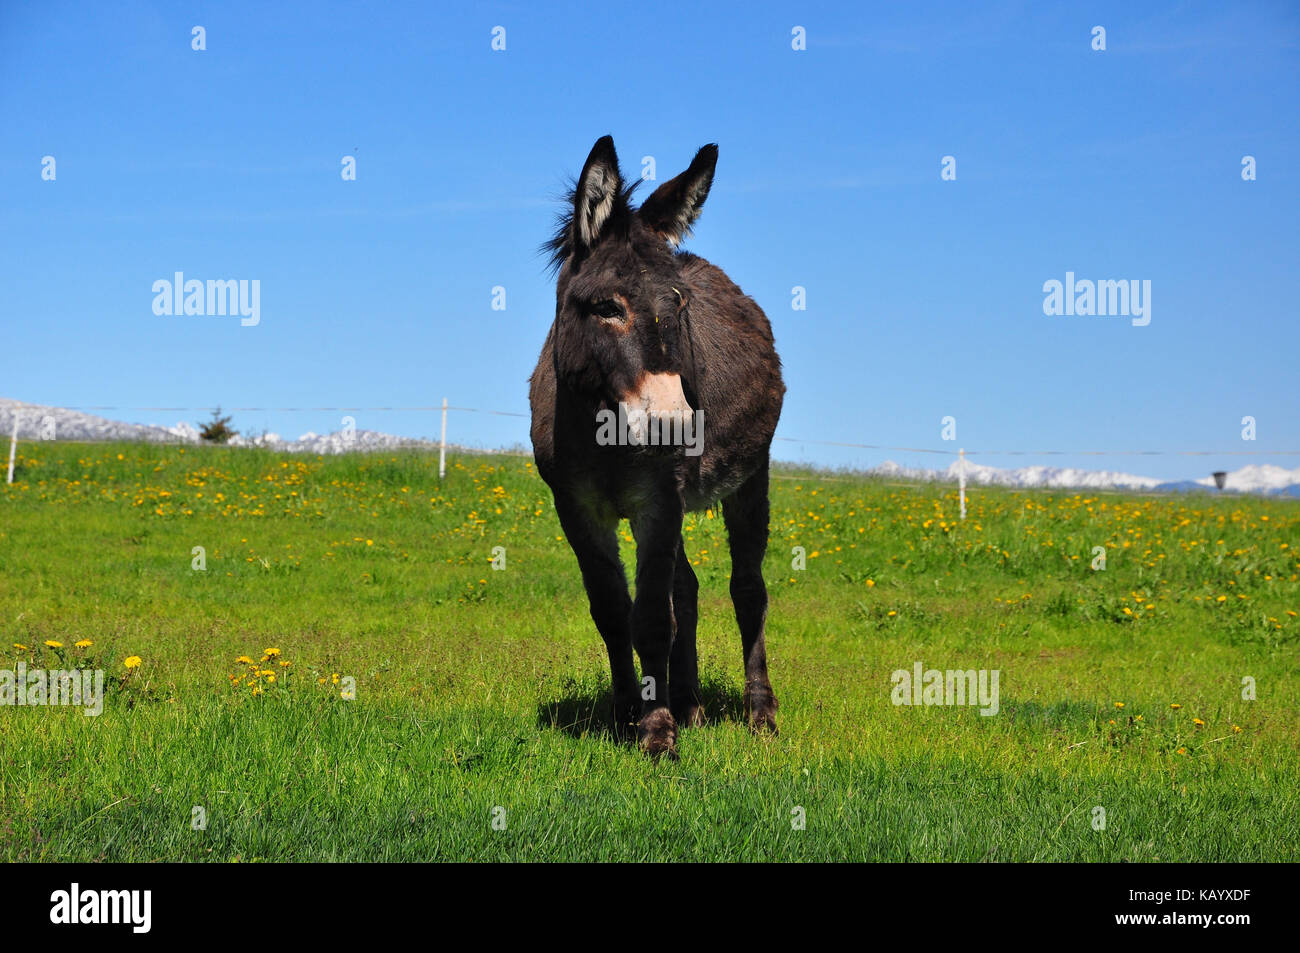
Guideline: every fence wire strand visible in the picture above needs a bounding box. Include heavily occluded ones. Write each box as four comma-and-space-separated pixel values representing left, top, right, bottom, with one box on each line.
10, 404, 1296, 457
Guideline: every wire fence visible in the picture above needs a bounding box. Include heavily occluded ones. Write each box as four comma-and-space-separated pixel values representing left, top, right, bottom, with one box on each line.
36, 403, 1300, 458
5, 400, 1296, 500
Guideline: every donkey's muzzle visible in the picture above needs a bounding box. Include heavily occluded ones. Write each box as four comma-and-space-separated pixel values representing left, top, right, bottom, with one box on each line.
620, 372, 701, 456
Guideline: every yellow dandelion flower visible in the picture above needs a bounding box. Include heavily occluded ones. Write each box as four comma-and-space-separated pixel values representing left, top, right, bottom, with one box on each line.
1176, 747, 1186, 755
264, 648, 281, 657
236, 655, 254, 665
124, 656, 142, 669
1170, 703, 1181, 709
1232, 725, 1242, 733
1193, 718, 1205, 727
1114, 702, 1125, 709
44, 640, 63, 649
75, 639, 93, 648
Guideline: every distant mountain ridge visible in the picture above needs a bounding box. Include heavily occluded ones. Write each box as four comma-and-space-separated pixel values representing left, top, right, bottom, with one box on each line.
2, 398, 1297, 497
0, 398, 454, 456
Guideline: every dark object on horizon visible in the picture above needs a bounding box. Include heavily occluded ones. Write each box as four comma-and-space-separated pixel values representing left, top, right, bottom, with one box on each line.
529, 136, 785, 760
199, 407, 239, 444
1212, 471, 1227, 490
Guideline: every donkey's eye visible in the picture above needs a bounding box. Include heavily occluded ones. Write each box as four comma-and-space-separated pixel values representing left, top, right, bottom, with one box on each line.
589, 299, 623, 320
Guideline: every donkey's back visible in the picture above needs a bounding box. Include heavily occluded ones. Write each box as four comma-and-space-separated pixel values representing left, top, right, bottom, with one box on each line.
669, 252, 784, 509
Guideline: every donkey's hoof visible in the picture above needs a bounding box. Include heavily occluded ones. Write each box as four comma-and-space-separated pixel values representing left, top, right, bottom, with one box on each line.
745, 690, 780, 736
672, 702, 706, 728
749, 709, 779, 736
638, 708, 679, 759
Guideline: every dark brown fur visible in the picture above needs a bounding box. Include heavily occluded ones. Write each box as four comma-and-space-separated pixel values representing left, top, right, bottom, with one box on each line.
529, 136, 784, 758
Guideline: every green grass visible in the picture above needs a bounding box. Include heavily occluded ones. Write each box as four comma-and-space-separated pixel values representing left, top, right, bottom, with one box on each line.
1, 440, 1297, 861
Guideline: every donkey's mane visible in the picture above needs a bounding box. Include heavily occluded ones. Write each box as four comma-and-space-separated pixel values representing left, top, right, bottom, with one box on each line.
542, 176, 644, 275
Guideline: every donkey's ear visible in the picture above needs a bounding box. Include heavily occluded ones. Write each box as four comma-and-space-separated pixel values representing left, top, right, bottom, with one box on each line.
573, 135, 623, 251
639, 144, 718, 246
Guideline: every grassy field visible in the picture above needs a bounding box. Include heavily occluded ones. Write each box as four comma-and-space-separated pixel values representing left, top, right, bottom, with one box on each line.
1, 440, 1297, 861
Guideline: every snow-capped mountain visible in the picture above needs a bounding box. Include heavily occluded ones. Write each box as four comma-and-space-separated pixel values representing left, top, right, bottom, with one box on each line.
2, 397, 1296, 496
871, 458, 1173, 491
944, 459, 1163, 491
0, 398, 446, 455
0, 397, 197, 445
1192, 464, 1300, 494
865, 457, 1299, 497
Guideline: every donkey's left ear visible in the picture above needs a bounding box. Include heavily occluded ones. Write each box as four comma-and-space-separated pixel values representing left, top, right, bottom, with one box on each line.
639, 144, 718, 246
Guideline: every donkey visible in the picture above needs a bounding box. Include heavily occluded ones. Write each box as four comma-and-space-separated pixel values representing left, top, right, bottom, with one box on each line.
529, 136, 785, 759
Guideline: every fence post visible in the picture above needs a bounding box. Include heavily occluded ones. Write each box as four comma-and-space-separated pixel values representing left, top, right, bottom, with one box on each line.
438, 397, 448, 480
958, 447, 966, 520
6, 412, 19, 485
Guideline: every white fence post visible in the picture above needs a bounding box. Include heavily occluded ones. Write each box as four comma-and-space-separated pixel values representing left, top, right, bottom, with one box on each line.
6, 413, 19, 485
958, 447, 966, 520
438, 397, 448, 480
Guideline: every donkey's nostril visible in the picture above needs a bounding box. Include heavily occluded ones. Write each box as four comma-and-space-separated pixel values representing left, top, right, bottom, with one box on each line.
627, 372, 692, 418
618, 372, 700, 454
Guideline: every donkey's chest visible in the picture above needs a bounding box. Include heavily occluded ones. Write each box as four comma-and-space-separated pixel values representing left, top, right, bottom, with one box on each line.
564, 455, 746, 521
572, 465, 665, 520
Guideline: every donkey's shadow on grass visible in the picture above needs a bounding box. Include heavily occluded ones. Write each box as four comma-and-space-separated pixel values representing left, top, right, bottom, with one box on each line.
537, 673, 744, 743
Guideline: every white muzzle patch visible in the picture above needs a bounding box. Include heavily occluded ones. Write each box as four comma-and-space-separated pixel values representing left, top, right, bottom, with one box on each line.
620, 373, 702, 456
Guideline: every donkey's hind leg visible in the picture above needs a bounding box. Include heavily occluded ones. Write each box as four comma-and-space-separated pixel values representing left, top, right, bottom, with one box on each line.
669, 536, 704, 727
553, 493, 639, 738
722, 462, 779, 734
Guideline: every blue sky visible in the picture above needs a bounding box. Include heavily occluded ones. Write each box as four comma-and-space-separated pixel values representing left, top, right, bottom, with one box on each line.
2, 0, 1297, 480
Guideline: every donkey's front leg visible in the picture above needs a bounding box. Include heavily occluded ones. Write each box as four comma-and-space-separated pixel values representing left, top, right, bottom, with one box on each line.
630, 498, 684, 759
553, 493, 640, 738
